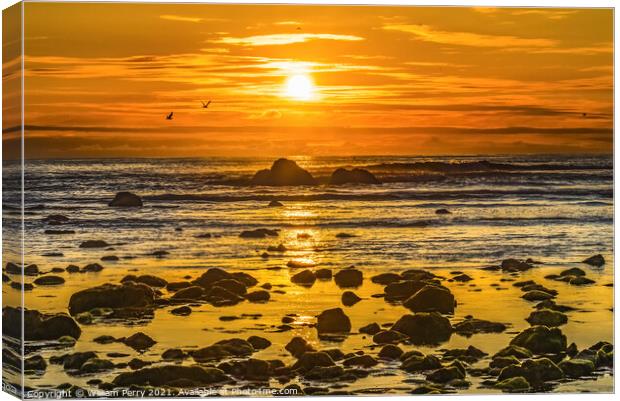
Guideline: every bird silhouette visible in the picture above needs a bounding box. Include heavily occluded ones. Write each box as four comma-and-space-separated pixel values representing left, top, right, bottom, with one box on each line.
166, 112, 174, 120
201, 100, 211, 109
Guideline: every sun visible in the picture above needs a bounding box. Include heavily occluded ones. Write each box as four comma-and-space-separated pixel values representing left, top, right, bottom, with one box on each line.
285, 74, 315, 100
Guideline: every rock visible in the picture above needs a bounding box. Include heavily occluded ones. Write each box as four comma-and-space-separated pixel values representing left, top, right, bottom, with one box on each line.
490, 356, 521, 369
112, 366, 228, 387
68, 282, 155, 315
43, 214, 70, 224
162, 349, 187, 360
245, 290, 270, 302
315, 269, 332, 279
371, 273, 401, 285
239, 228, 279, 239
342, 355, 378, 368
79, 240, 109, 248
498, 357, 563, 385
378, 344, 403, 359
204, 286, 244, 306
359, 322, 381, 335
521, 290, 554, 301
82, 263, 104, 272
24, 355, 47, 372
558, 359, 595, 378
193, 268, 233, 287
93, 335, 116, 344
341, 291, 361, 306
335, 232, 356, 238
292, 352, 335, 372
494, 345, 533, 360
510, 326, 567, 354
384, 280, 426, 301
334, 269, 363, 288
166, 281, 192, 292
453, 318, 506, 336
33, 275, 65, 286
3, 307, 81, 341
45, 230, 75, 235
501, 259, 533, 272
582, 254, 604, 267
495, 376, 530, 392
401, 354, 441, 372
122, 332, 156, 351
171, 306, 192, 316
372, 330, 407, 344
534, 299, 575, 313
285, 337, 315, 357
435, 209, 451, 215
128, 358, 151, 370
569, 276, 595, 285
250, 159, 317, 186
2, 273, 10, 282
213, 279, 247, 295
291, 270, 316, 286
195, 233, 212, 239
391, 313, 452, 344
526, 309, 568, 326
80, 358, 115, 374
151, 250, 170, 258
560, 267, 586, 277
101, 255, 119, 261
171, 286, 205, 301
403, 285, 455, 314
442, 345, 487, 363
121, 275, 167, 288
427, 366, 465, 383
230, 272, 258, 287
268, 200, 284, 207
109, 192, 143, 207
66, 265, 80, 273
316, 308, 351, 334
192, 338, 255, 362
267, 244, 287, 252
329, 168, 380, 185
247, 336, 271, 350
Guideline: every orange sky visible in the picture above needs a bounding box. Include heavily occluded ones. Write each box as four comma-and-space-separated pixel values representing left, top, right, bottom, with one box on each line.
2, 3, 614, 158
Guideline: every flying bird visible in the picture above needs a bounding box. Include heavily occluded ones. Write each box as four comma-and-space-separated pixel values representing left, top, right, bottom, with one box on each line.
201, 100, 211, 109
166, 112, 174, 120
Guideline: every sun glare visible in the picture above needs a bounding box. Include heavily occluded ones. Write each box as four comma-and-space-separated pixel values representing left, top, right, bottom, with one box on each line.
285, 74, 315, 100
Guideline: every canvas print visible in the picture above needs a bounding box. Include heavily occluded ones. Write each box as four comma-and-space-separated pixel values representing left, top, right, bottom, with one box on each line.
1, 1, 614, 398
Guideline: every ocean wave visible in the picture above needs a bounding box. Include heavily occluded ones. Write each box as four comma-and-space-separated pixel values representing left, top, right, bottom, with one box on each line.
365, 160, 612, 172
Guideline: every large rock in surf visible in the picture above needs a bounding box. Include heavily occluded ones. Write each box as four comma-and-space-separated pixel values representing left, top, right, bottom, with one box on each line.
3, 306, 81, 341
334, 269, 363, 288
108, 192, 143, 207
498, 357, 564, 386
582, 254, 604, 267
112, 365, 229, 387
68, 282, 155, 315
329, 168, 380, 185
510, 325, 567, 354
403, 285, 455, 314
250, 159, 317, 186
391, 312, 452, 344
316, 308, 351, 334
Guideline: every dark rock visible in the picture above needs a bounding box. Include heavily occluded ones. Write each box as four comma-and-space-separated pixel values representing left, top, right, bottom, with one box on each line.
534, 299, 575, 313
435, 209, 451, 215
391, 312, 452, 344
171, 306, 192, 316
569, 276, 595, 285
292, 352, 335, 372
122, 332, 156, 351
521, 290, 554, 301
335, 232, 356, 238
82, 263, 104, 272
342, 355, 378, 368
24, 355, 47, 372
267, 244, 287, 252
250, 159, 317, 186
558, 359, 595, 378
268, 200, 284, 207
109, 192, 143, 207
359, 322, 381, 335
291, 270, 316, 286
240, 228, 279, 239
495, 376, 530, 392
334, 269, 363, 288
79, 358, 115, 374
45, 230, 75, 235
582, 254, 604, 267
166, 281, 192, 292
247, 336, 271, 350
490, 355, 521, 369
192, 338, 255, 362
213, 279, 247, 295
329, 168, 380, 185
3, 307, 81, 341
316, 308, 351, 334
442, 345, 487, 363
285, 337, 315, 357
101, 255, 119, 261
384, 280, 426, 301
498, 357, 563, 385
452, 273, 472, 282
112, 366, 228, 387
245, 290, 270, 302
510, 326, 567, 354
33, 275, 65, 286
193, 268, 232, 287
94, 335, 116, 344
378, 344, 403, 359
372, 330, 407, 344
403, 285, 455, 314
526, 309, 568, 326
427, 366, 465, 383
68, 282, 155, 315
66, 265, 80, 273
401, 353, 441, 372
79, 240, 109, 249
315, 269, 333, 279
494, 345, 533, 360
371, 273, 401, 285
171, 286, 205, 301
162, 349, 187, 360
501, 259, 533, 272
560, 267, 586, 277
341, 291, 361, 306
121, 274, 167, 288
43, 214, 70, 224
454, 318, 506, 336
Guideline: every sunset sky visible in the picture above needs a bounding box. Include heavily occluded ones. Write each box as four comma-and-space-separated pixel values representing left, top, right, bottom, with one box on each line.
2, 3, 614, 158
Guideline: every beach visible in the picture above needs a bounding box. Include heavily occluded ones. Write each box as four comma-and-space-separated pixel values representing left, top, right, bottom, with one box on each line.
1, 154, 614, 395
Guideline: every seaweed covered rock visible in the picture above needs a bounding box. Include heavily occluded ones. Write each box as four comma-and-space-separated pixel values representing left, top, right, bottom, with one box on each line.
526, 309, 568, 327
510, 326, 567, 354
558, 359, 595, 378
68, 282, 155, 315
498, 357, 563, 386
250, 159, 317, 186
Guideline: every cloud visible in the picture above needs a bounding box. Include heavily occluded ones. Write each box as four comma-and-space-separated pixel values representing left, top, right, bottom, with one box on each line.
383, 24, 557, 48
216, 33, 364, 46
274, 21, 302, 26
159, 15, 226, 23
